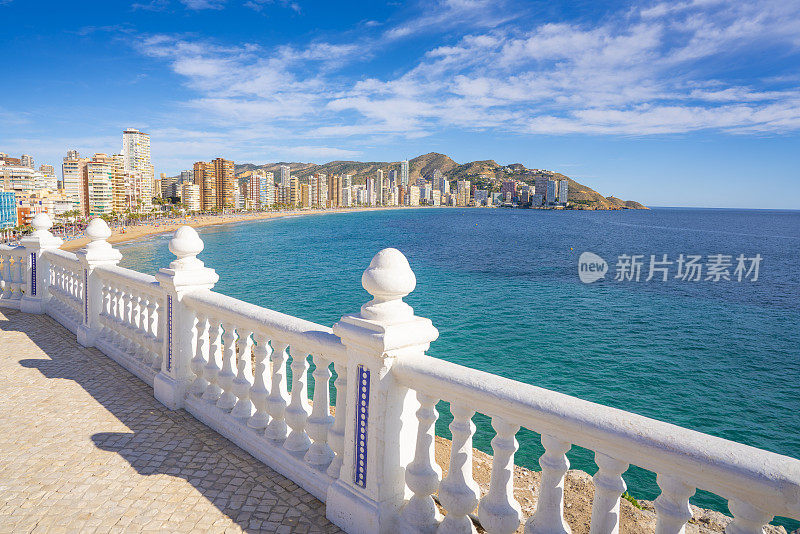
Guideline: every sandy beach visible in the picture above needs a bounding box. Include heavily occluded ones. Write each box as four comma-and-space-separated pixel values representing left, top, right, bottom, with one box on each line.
59, 206, 427, 252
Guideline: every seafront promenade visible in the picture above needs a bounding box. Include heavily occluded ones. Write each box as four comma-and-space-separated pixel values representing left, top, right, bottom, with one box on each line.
1, 213, 799, 534
0, 307, 340, 533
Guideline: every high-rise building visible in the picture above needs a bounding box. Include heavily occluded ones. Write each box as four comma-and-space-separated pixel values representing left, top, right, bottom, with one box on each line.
535, 176, 548, 202
259, 171, 275, 208
327, 174, 342, 208
310, 173, 327, 207
388, 169, 398, 188
366, 176, 376, 206
62, 151, 88, 214
407, 185, 420, 206
456, 180, 472, 206
300, 183, 310, 208
0, 191, 17, 229
84, 153, 114, 216
121, 128, 154, 209
376, 170, 384, 206
193, 161, 216, 211
181, 183, 201, 211
400, 160, 409, 187
213, 158, 235, 209
248, 171, 261, 207
20, 154, 34, 168
501, 180, 517, 200
547, 180, 557, 205
280, 165, 290, 187
289, 174, 300, 206
558, 180, 568, 205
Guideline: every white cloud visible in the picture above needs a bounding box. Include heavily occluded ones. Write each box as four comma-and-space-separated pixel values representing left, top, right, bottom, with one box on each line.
180, 0, 226, 9
129, 0, 800, 152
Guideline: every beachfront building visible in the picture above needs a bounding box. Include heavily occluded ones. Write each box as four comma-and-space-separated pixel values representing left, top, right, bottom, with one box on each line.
559, 179, 568, 204
327, 174, 342, 208
547, 180, 557, 206
366, 176, 375, 206
310, 173, 327, 208
260, 173, 276, 207
400, 159, 409, 186
300, 183, 310, 208
376, 170, 384, 206
181, 183, 200, 212
121, 128, 154, 210
247, 171, 261, 208
193, 161, 216, 211
213, 158, 235, 210
289, 175, 300, 207
501, 180, 517, 201
474, 189, 489, 205
406, 184, 420, 206
84, 154, 114, 216
0, 191, 17, 230
279, 165, 290, 187
456, 180, 471, 206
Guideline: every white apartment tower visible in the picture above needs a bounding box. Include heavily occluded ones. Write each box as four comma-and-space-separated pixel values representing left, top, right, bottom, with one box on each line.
280, 165, 290, 187
122, 128, 154, 209
400, 160, 409, 187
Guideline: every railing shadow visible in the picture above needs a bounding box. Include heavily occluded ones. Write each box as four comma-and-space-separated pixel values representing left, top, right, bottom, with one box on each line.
9, 310, 337, 533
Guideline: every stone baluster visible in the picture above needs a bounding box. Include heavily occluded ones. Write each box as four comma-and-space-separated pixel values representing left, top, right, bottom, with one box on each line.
305, 355, 334, 467
326, 362, 348, 479
154, 225, 218, 410
726, 499, 773, 534
76, 218, 122, 348
525, 435, 572, 534
203, 317, 224, 403
147, 298, 161, 370
191, 314, 210, 395
439, 403, 480, 534
216, 322, 238, 411
123, 288, 135, 352
248, 332, 272, 430
98, 284, 110, 339
21, 213, 62, 313
111, 287, 124, 347
266, 341, 289, 441
653, 474, 695, 534
133, 295, 148, 361
589, 453, 629, 534
231, 328, 255, 420
1, 255, 11, 299
400, 392, 442, 532
284, 350, 312, 452
326, 248, 439, 533
479, 417, 522, 534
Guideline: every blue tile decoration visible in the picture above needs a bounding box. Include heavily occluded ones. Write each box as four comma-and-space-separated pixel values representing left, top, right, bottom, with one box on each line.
354, 364, 370, 488
83, 269, 88, 323
30, 253, 36, 296
166, 295, 173, 372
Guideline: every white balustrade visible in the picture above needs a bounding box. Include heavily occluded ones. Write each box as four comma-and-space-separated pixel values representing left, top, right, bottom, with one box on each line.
305, 355, 334, 467
326, 361, 347, 479
438, 403, 481, 533
247, 332, 272, 430
401, 392, 441, 532
7, 221, 798, 534
654, 474, 694, 534
266, 341, 290, 441
479, 417, 522, 534
284, 350, 312, 452
230, 328, 255, 420
589, 453, 628, 534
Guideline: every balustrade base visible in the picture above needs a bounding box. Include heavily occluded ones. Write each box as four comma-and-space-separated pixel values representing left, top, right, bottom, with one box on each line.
94, 335, 157, 387
184, 393, 333, 503
20, 296, 46, 314
0, 298, 21, 310
154, 372, 190, 410
326, 479, 405, 534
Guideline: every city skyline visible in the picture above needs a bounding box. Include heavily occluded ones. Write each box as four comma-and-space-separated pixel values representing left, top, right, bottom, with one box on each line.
1, 1, 799, 209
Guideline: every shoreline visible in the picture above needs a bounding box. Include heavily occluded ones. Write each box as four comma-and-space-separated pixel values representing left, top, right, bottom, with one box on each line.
59, 206, 425, 252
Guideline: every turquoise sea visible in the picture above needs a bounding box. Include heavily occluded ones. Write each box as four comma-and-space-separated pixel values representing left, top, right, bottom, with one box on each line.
119, 207, 800, 528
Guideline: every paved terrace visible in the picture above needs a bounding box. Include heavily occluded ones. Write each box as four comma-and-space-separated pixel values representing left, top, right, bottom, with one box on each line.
0, 308, 342, 534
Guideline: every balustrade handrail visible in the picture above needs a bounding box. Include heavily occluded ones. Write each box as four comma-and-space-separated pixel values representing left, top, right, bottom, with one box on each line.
182, 290, 346, 363
42, 248, 80, 266
392, 353, 800, 520
94, 265, 161, 298
0, 243, 26, 255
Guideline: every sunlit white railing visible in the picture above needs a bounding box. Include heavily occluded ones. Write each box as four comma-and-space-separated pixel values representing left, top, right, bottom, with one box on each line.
0, 244, 27, 306
10, 213, 800, 534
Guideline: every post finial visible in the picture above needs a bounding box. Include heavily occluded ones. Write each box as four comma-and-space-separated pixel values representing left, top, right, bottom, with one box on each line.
360, 248, 416, 322
169, 225, 205, 270
31, 213, 53, 235
80, 217, 121, 261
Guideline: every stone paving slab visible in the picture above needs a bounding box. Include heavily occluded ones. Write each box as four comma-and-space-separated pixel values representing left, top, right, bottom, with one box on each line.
0, 308, 343, 533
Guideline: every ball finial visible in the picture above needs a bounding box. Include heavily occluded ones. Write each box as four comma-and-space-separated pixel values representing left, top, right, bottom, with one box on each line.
31, 213, 53, 233
168, 226, 205, 270
360, 248, 416, 321
85, 218, 112, 242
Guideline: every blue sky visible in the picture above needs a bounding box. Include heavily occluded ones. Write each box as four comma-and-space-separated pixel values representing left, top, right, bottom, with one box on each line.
1, 0, 799, 208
